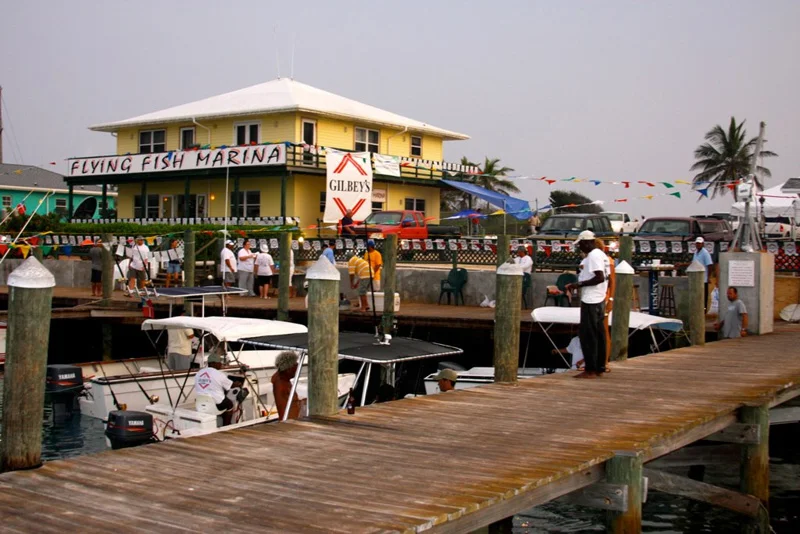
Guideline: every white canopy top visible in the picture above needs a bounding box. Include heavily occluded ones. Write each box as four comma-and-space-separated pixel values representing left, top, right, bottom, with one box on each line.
731, 182, 799, 218
531, 307, 683, 332
141, 316, 307, 342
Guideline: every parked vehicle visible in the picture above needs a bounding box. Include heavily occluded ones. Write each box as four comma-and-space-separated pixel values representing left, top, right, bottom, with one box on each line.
636, 217, 733, 241
762, 216, 799, 239
535, 214, 615, 238
362, 210, 460, 239
600, 211, 638, 233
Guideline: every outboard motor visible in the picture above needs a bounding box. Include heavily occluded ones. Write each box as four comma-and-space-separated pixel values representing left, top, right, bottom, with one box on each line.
104, 410, 156, 450
45, 364, 83, 418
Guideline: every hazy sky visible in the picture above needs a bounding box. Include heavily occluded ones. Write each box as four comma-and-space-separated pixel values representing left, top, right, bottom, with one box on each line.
2, 0, 798, 217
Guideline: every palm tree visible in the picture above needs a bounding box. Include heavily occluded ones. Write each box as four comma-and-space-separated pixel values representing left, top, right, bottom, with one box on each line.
690, 117, 777, 197
439, 157, 477, 211
474, 157, 519, 197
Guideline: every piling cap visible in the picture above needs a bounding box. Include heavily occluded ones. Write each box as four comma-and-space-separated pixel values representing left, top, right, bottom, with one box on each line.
615, 260, 634, 275
8, 257, 55, 289
497, 261, 523, 276
306, 256, 341, 281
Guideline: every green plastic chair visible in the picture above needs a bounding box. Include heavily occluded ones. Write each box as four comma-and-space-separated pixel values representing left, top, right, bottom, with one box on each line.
544, 273, 578, 307
439, 268, 468, 305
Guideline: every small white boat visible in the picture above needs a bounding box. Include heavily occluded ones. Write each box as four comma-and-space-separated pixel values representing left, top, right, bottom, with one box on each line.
80, 316, 307, 419
424, 307, 686, 394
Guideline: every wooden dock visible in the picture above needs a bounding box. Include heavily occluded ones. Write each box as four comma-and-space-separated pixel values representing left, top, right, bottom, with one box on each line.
2, 326, 800, 532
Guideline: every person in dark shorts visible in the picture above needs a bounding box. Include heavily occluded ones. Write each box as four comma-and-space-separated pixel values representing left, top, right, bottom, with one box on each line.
89, 239, 104, 296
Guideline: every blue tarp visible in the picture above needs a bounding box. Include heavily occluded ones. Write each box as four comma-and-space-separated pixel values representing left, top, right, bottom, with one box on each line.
442, 180, 532, 220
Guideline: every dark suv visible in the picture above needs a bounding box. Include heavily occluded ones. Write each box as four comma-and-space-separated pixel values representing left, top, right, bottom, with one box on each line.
636, 217, 733, 241
535, 214, 615, 238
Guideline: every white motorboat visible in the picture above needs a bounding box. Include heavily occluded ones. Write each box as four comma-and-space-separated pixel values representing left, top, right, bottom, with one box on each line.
79, 316, 308, 419
424, 307, 686, 394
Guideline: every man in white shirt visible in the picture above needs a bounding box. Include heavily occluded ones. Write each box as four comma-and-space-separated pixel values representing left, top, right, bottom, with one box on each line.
166, 310, 195, 370
220, 240, 237, 288
194, 353, 236, 425
514, 246, 533, 274
127, 236, 150, 295
237, 240, 256, 296
566, 231, 609, 378
254, 244, 275, 299
552, 336, 584, 369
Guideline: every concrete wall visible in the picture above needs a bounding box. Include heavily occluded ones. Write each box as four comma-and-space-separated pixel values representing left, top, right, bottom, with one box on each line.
719, 252, 775, 335
0, 258, 91, 288
774, 275, 800, 319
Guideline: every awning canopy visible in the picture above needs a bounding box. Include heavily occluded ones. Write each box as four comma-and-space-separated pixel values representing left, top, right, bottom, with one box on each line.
531, 307, 684, 332
442, 180, 531, 220
239, 332, 464, 364
142, 316, 307, 342
731, 182, 800, 218
156, 286, 248, 298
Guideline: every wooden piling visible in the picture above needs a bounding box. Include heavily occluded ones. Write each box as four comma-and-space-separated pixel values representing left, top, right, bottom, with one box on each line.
101, 233, 114, 304
381, 234, 397, 336
493, 261, 522, 383
306, 257, 340, 416
686, 260, 706, 346
610, 261, 634, 361
740, 404, 770, 533
183, 229, 195, 288
1, 258, 55, 472
606, 451, 643, 533
496, 235, 511, 266
619, 235, 633, 263
277, 232, 291, 321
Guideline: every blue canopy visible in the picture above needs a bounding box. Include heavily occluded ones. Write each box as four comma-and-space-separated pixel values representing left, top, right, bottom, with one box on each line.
442, 180, 532, 220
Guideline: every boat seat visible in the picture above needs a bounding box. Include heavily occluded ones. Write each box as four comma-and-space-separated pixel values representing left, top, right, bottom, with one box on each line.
195, 395, 224, 415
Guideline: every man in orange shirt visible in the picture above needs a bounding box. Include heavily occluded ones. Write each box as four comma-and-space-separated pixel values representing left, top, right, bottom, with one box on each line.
363, 239, 382, 291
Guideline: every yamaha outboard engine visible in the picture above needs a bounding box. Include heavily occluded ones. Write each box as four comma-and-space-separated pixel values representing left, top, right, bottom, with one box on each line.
45, 364, 83, 418
104, 410, 156, 450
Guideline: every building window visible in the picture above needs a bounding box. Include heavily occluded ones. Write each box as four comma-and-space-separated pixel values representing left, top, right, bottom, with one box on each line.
2, 196, 11, 211
404, 198, 426, 213
355, 127, 379, 153
410, 136, 422, 157
139, 130, 166, 153
134, 194, 160, 219
54, 198, 68, 215
180, 127, 195, 149
234, 122, 260, 145
230, 190, 261, 218
372, 202, 384, 212
319, 191, 326, 213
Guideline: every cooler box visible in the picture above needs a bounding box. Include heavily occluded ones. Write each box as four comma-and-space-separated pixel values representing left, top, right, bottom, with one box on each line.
366, 292, 400, 313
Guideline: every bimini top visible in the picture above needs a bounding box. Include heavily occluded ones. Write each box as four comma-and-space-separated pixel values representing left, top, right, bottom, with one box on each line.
240, 332, 463, 364
531, 307, 684, 332
142, 316, 307, 342
156, 286, 247, 298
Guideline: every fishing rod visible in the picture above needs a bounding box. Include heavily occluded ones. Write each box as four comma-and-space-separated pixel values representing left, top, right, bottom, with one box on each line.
120, 359, 158, 405
96, 360, 122, 412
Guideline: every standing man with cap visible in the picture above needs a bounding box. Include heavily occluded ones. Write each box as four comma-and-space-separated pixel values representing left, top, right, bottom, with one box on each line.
127, 236, 150, 295
254, 243, 274, 299
237, 240, 256, 296
692, 237, 714, 312
364, 239, 382, 291
514, 246, 533, 274
220, 240, 237, 288
321, 240, 336, 265
566, 231, 609, 378
432, 368, 458, 392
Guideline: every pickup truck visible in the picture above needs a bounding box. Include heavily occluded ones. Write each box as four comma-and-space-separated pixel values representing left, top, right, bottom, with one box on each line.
360, 210, 460, 239
600, 211, 639, 233
636, 217, 733, 242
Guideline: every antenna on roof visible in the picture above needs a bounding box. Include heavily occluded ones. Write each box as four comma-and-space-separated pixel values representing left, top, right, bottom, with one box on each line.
290, 32, 296, 80
273, 26, 281, 79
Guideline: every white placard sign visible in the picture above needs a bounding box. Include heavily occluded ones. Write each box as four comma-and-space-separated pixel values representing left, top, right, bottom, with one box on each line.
67, 144, 286, 177
728, 260, 755, 287
322, 148, 373, 223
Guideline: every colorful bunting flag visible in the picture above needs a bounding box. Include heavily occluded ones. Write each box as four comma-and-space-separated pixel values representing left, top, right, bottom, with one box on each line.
669, 192, 681, 199
660, 182, 675, 188
698, 188, 709, 198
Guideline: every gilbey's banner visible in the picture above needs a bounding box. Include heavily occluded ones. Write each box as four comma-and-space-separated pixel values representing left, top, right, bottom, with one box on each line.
68, 144, 286, 177
323, 148, 373, 223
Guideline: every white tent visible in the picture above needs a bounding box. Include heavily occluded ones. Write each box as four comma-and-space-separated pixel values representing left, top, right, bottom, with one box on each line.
731, 182, 800, 218
142, 316, 306, 342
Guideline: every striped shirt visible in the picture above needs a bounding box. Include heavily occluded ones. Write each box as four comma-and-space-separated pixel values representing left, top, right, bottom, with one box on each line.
348, 256, 371, 280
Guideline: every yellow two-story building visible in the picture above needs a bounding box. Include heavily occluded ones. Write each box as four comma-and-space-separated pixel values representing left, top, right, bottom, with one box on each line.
65, 78, 474, 229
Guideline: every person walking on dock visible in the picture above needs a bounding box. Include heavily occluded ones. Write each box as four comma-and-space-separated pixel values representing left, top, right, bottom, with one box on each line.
364, 239, 382, 291
89, 238, 104, 296
127, 236, 150, 295
347, 251, 373, 311
254, 243, 274, 299
716, 287, 748, 339
692, 237, 714, 312
220, 240, 237, 288
164, 238, 182, 288
237, 240, 256, 296
271, 351, 303, 420
566, 231, 609, 378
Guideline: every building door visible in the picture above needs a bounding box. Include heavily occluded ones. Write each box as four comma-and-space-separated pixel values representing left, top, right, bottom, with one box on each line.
302, 119, 317, 165
195, 194, 207, 218
161, 195, 174, 219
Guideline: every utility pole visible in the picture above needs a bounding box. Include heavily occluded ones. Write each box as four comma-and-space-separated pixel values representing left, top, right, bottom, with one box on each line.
0, 85, 4, 164
732, 122, 765, 251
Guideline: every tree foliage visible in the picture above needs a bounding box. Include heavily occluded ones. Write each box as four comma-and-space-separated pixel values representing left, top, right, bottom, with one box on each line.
440, 156, 519, 211
690, 117, 777, 197
549, 190, 601, 214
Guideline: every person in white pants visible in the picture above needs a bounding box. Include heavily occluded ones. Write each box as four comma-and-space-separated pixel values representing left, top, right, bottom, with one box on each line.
237, 240, 256, 296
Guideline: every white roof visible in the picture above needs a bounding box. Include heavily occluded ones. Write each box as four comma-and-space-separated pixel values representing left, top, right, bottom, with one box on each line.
90, 78, 469, 140
531, 307, 683, 332
731, 182, 799, 218
141, 316, 307, 342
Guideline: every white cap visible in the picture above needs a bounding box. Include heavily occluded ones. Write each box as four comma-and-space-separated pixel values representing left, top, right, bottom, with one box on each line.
225, 240, 234, 246
574, 230, 596, 245
695, 237, 705, 243
260, 243, 269, 253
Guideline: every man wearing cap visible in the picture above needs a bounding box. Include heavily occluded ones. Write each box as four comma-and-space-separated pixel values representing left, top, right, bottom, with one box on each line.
194, 352, 236, 424
514, 246, 533, 274
692, 237, 713, 312
432, 368, 458, 392
322, 240, 336, 265
566, 231, 609, 378
364, 239, 382, 291
347, 251, 373, 311
237, 240, 257, 296
254, 243, 275, 299
220, 240, 237, 288
127, 236, 150, 295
